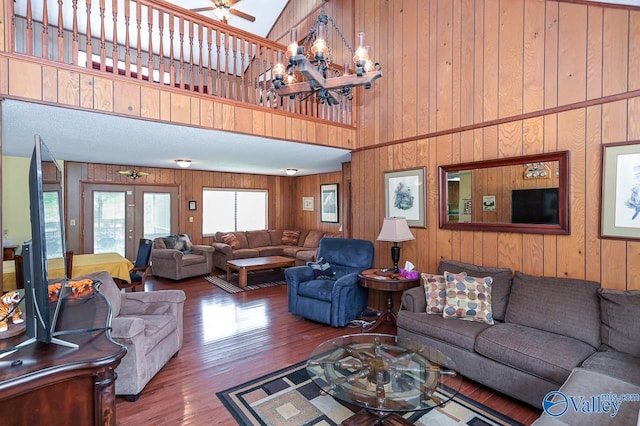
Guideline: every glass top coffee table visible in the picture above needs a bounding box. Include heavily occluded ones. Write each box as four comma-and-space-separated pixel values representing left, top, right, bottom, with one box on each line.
306, 334, 461, 425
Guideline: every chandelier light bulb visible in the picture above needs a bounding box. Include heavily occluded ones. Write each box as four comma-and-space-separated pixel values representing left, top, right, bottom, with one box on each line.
286, 28, 299, 61
311, 25, 328, 60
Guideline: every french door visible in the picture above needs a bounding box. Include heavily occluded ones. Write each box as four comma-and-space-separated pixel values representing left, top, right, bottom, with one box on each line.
83, 184, 178, 259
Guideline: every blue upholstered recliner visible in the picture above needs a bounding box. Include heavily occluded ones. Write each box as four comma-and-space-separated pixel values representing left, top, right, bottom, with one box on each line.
285, 237, 374, 327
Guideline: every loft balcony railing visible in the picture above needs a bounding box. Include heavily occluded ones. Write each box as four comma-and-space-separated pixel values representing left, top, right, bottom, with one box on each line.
6, 0, 353, 126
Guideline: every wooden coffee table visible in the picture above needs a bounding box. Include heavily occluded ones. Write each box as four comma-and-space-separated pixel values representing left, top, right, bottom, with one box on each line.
226, 256, 295, 288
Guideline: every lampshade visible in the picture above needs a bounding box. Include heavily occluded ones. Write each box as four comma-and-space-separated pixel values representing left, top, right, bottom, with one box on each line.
285, 168, 298, 176
175, 159, 191, 168
377, 217, 414, 242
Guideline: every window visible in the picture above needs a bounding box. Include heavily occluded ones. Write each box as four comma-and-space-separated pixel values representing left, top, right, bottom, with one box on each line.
203, 189, 267, 234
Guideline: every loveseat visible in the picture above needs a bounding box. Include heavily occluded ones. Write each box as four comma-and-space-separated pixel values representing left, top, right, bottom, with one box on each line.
398, 260, 640, 425
151, 234, 215, 280
93, 270, 186, 401
210, 229, 339, 271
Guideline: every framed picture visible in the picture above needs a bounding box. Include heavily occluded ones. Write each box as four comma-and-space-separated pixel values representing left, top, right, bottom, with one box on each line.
320, 183, 339, 223
384, 167, 426, 228
188, 200, 197, 211
482, 195, 496, 212
601, 141, 640, 240
302, 197, 314, 211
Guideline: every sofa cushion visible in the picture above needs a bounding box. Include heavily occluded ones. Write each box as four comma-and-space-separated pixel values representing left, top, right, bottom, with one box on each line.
296, 250, 317, 262
397, 310, 491, 352
303, 230, 325, 248
282, 246, 306, 257
257, 246, 286, 257
422, 273, 447, 314
476, 323, 596, 385
230, 248, 260, 259
442, 271, 494, 324
505, 271, 601, 348
437, 260, 513, 321
221, 233, 241, 249
282, 230, 301, 245
246, 230, 272, 248
582, 348, 640, 386
269, 230, 283, 245
181, 253, 206, 267
297, 279, 335, 302
134, 314, 177, 355
597, 288, 640, 356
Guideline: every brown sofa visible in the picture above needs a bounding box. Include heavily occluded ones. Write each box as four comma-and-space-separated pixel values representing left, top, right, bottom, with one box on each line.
211, 229, 339, 271
398, 260, 640, 425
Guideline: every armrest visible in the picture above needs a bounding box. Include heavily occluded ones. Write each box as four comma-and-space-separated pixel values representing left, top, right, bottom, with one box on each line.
151, 248, 183, 260
110, 316, 145, 340
333, 272, 359, 289
212, 242, 233, 255
120, 289, 186, 316
192, 245, 215, 255
284, 265, 315, 283
401, 286, 427, 312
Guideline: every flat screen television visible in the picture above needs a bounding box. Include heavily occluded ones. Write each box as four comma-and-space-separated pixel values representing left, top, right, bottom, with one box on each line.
511, 188, 559, 225
15, 136, 76, 350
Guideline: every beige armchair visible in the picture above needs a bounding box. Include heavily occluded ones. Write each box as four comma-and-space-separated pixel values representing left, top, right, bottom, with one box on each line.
151, 234, 214, 280
93, 270, 186, 401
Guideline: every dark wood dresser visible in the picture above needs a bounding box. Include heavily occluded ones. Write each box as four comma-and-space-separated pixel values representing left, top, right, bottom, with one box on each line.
0, 285, 126, 426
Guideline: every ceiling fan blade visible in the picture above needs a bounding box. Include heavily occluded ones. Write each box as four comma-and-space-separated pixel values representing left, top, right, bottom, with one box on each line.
191, 7, 215, 12
229, 8, 256, 22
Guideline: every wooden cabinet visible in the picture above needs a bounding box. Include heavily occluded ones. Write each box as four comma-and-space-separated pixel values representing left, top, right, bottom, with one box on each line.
0, 287, 126, 425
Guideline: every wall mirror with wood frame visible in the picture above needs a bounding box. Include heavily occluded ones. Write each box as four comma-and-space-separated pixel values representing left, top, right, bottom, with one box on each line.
438, 151, 570, 234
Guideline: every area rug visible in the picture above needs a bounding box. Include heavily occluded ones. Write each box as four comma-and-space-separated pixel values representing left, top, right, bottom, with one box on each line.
217, 361, 524, 426
205, 269, 287, 294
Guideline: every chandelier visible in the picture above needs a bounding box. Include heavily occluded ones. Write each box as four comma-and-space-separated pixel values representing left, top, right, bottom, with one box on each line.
271, 1, 382, 105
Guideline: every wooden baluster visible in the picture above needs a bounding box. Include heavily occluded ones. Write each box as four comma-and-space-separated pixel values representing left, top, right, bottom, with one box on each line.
57, 0, 64, 62
136, 1, 142, 80
207, 28, 213, 95
41, 1, 49, 59
147, 5, 154, 82
124, 0, 131, 77
188, 20, 194, 91
72, 0, 79, 65
99, 0, 106, 71
178, 17, 185, 89
85, 0, 92, 68
169, 13, 175, 87
231, 35, 237, 100
223, 31, 230, 99
111, 0, 118, 74
198, 24, 204, 93
215, 30, 221, 96
158, 10, 165, 84
25, 0, 33, 56
239, 36, 246, 103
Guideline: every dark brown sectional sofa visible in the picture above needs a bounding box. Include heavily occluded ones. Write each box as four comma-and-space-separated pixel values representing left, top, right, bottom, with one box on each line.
210, 229, 340, 271
398, 260, 640, 425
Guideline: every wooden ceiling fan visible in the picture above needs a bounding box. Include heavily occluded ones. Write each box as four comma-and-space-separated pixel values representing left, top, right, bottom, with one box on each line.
118, 169, 150, 180
191, 0, 256, 24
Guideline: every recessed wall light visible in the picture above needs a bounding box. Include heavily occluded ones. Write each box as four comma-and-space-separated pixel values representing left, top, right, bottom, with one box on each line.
175, 159, 192, 168
285, 168, 298, 176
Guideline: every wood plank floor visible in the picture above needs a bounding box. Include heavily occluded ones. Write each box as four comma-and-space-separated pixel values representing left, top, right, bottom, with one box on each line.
115, 275, 542, 425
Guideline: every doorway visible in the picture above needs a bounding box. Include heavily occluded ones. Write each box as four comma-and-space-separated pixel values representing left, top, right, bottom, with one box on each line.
82, 184, 178, 259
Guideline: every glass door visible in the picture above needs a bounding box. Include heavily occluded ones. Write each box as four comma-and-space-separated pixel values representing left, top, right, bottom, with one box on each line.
83, 184, 178, 258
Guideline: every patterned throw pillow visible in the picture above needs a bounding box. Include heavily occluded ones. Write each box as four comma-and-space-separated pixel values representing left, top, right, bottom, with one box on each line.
442, 271, 494, 324
306, 257, 336, 280
422, 273, 447, 314
221, 233, 240, 249
423, 272, 467, 314
281, 230, 300, 246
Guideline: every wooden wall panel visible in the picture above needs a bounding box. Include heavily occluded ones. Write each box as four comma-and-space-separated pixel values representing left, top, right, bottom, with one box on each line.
349, 0, 640, 292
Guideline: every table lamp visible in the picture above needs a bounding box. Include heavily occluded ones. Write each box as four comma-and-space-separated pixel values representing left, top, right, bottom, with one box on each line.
377, 217, 415, 273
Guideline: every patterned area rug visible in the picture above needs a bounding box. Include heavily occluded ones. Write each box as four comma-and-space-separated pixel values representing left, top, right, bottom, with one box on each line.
205, 269, 287, 294
217, 361, 525, 425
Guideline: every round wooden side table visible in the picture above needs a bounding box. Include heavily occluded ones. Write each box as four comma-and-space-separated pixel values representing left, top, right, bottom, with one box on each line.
358, 268, 420, 334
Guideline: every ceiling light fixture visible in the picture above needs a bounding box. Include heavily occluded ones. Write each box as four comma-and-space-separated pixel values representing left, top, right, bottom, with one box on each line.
272, 0, 382, 105
175, 159, 192, 168
213, 5, 232, 23
285, 168, 298, 176
118, 169, 150, 180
